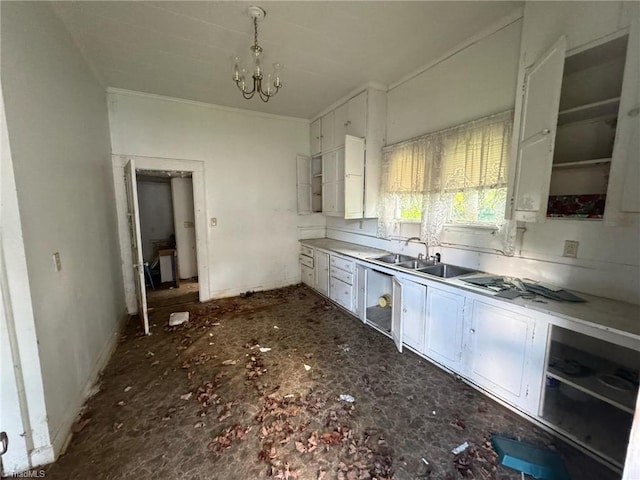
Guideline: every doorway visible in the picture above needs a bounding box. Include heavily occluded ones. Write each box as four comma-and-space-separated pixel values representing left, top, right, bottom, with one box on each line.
136, 171, 199, 309
114, 155, 209, 335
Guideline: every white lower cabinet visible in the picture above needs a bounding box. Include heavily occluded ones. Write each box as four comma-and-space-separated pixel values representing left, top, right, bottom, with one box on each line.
466, 300, 546, 414
329, 254, 355, 313
424, 286, 466, 373
314, 250, 329, 296
399, 280, 427, 353
299, 246, 315, 287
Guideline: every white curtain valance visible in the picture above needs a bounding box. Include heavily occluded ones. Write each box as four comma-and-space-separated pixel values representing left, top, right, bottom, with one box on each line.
378, 110, 516, 253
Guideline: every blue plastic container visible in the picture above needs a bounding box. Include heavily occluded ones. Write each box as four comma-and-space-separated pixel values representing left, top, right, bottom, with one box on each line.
491, 435, 570, 480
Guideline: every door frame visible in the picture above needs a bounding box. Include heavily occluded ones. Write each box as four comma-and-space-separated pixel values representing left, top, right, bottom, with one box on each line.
112, 155, 210, 315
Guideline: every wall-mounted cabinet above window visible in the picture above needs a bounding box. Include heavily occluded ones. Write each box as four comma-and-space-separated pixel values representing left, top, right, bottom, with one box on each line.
508, 13, 639, 224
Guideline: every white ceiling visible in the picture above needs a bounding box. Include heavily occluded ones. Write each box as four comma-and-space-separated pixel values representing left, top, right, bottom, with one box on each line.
51, 1, 522, 119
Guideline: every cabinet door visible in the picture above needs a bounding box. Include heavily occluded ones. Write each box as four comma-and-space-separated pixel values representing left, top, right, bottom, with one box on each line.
334, 103, 348, 148
321, 111, 335, 152
425, 287, 465, 372
606, 14, 640, 220
467, 301, 533, 409
391, 277, 403, 353
301, 264, 314, 286
314, 251, 329, 295
347, 91, 367, 138
400, 280, 426, 352
344, 135, 365, 219
509, 36, 567, 222
296, 154, 312, 214
356, 264, 367, 323
310, 119, 322, 156
335, 148, 345, 216
322, 152, 338, 215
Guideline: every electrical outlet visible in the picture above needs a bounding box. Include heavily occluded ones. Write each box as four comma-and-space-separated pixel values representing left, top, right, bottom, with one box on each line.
53, 252, 62, 272
563, 240, 579, 258
210, 218, 217, 227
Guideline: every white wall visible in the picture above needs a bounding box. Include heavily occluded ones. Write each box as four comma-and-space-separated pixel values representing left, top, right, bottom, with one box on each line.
327, 7, 640, 305
108, 90, 314, 299
386, 19, 522, 144
171, 177, 197, 279
137, 178, 174, 262
1, 1, 126, 458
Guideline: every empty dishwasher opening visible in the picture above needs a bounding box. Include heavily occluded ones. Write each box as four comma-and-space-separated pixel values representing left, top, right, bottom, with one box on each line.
365, 269, 393, 333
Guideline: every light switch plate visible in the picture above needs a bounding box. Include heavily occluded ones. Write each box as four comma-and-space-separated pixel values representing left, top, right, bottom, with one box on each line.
563, 240, 579, 258
210, 217, 217, 227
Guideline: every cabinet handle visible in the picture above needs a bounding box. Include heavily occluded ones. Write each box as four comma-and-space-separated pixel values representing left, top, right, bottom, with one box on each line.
628, 107, 640, 117
469, 328, 475, 334
542, 128, 551, 135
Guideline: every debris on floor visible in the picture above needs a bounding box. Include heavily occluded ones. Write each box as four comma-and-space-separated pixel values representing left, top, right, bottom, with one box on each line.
339, 394, 355, 403
452, 441, 470, 455
168, 311, 189, 326
40, 285, 618, 480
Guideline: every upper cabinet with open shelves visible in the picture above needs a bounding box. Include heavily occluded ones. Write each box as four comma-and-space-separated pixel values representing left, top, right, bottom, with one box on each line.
301, 87, 387, 219
507, 3, 639, 224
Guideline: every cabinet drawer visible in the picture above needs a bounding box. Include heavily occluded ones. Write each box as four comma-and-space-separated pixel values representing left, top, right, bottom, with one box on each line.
330, 255, 354, 273
330, 266, 353, 285
300, 245, 314, 258
299, 254, 314, 269
330, 277, 354, 312
301, 264, 314, 287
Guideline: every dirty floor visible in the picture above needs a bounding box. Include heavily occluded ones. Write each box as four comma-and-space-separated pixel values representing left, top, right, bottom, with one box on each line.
41, 285, 619, 480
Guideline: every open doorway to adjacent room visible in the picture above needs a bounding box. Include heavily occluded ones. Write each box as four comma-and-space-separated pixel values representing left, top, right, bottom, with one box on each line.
136, 170, 199, 309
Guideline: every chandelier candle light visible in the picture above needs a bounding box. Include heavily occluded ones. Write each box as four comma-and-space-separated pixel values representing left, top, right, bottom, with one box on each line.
231, 6, 282, 102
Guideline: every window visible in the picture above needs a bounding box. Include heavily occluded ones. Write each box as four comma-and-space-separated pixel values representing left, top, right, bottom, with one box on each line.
378, 111, 513, 245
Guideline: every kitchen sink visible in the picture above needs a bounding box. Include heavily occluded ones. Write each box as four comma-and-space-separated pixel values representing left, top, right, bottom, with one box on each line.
397, 259, 435, 270
417, 263, 476, 278
374, 254, 417, 264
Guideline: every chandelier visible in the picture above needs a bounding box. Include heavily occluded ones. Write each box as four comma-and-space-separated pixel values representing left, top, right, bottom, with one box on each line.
231, 6, 282, 102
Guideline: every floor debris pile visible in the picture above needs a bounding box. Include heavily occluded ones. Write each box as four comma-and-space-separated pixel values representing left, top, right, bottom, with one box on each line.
42, 285, 618, 480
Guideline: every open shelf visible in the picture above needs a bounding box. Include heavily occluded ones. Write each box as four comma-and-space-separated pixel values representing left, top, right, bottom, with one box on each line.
557, 97, 620, 126
541, 384, 632, 467
552, 158, 611, 169
547, 342, 638, 412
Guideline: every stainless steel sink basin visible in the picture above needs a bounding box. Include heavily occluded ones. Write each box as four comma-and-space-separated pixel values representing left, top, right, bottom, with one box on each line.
397, 259, 436, 270
417, 264, 476, 278
374, 254, 417, 264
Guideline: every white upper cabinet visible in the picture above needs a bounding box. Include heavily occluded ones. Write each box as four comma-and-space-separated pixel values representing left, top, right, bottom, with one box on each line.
346, 91, 367, 138
344, 135, 365, 219
310, 118, 321, 156
508, 2, 639, 224
321, 110, 335, 152
605, 12, 640, 222
307, 87, 386, 219
296, 154, 312, 215
509, 36, 566, 222
334, 102, 348, 147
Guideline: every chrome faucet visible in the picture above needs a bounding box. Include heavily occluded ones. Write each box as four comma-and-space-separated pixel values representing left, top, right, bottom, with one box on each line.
405, 236, 428, 260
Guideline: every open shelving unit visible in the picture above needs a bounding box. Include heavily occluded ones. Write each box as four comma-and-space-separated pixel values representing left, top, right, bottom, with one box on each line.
311, 156, 323, 213
540, 326, 638, 468
547, 34, 629, 219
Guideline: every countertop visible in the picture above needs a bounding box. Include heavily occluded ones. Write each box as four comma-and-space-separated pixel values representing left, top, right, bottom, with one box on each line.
300, 238, 640, 338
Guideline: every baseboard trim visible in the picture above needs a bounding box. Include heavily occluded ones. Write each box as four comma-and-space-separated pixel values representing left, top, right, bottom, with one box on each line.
46, 309, 129, 460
